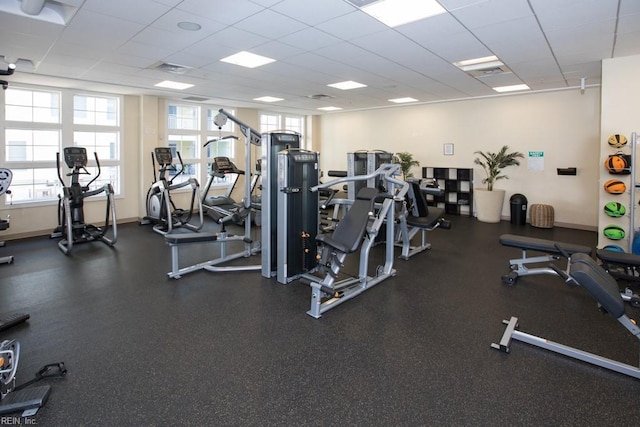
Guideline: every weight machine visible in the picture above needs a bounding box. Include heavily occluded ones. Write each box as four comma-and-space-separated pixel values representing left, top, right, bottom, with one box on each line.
261, 131, 301, 279
347, 150, 394, 200
276, 149, 319, 284
50, 147, 117, 255
301, 163, 409, 318
141, 147, 203, 235
395, 179, 451, 260
163, 109, 262, 278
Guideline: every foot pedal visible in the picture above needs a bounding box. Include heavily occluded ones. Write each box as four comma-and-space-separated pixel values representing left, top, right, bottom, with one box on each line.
0, 385, 50, 415
0, 314, 29, 333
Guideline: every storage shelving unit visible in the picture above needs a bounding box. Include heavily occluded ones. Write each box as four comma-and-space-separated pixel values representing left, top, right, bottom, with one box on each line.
422, 167, 474, 216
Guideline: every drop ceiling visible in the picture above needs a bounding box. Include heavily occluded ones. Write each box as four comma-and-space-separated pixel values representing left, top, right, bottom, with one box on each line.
1, 0, 638, 114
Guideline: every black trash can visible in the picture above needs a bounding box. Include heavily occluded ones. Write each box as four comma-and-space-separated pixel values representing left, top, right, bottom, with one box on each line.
510, 194, 528, 225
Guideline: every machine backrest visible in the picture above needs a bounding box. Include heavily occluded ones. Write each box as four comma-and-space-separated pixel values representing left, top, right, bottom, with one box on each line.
0, 168, 12, 196
409, 181, 430, 218
569, 252, 625, 318
329, 187, 378, 253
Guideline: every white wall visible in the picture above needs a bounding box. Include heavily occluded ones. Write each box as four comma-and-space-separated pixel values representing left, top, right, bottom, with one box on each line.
319, 88, 601, 229
598, 54, 640, 250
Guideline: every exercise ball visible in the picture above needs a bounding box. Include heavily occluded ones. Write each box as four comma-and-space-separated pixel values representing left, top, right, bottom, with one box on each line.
604, 179, 626, 194
604, 155, 628, 174
604, 201, 626, 217
608, 134, 628, 149
603, 224, 625, 240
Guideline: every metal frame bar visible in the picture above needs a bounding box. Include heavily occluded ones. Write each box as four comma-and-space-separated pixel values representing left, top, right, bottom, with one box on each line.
492, 316, 640, 380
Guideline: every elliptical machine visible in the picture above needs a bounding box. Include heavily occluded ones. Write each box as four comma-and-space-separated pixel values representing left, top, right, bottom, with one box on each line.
0, 168, 13, 264
140, 147, 203, 235
50, 147, 117, 255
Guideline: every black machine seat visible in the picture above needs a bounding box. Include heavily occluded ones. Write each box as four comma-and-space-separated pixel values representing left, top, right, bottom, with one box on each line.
316, 187, 379, 254
164, 232, 218, 245
596, 248, 640, 267
500, 234, 592, 256
570, 253, 626, 318
406, 181, 445, 228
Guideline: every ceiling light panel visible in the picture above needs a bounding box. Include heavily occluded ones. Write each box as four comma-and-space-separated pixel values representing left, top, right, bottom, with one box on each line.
318, 106, 342, 111
492, 84, 530, 93
358, 0, 447, 27
327, 80, 367, 90
453, 55, 504, 71
154, 80, 194, 90
220, 51, 276, 68
254, 96, 283, 102
389, 97, 418, 103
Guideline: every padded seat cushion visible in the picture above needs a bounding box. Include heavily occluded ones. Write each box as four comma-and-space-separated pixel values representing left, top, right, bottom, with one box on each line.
596, 249, 640, 266
407, 207, 444, 229
569, 253, 625, 318
500, 234, 592, 256
164, 232, 218, 244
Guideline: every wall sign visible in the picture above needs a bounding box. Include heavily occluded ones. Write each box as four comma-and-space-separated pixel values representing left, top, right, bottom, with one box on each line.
528, 151, 544, 171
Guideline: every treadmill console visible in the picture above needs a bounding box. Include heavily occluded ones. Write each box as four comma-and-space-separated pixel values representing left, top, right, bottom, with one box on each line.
213, 157, 234, 174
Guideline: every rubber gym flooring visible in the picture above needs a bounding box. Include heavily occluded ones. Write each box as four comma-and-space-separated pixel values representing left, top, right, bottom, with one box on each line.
1, 215, 640, 426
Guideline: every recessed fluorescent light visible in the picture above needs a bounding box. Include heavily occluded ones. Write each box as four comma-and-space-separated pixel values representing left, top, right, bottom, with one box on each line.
154, 80, 194, 90
220, 51, 275, 68
318, 106, 342, 111
254, 96, 283, 103
492, 84, 530, 93
327, 80, 367, 90
389, 97, 418, 103
454, 55, 503, 72
360, 0, 446, 27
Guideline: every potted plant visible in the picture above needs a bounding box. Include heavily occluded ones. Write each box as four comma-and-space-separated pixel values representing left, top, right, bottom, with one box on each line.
393, 152, 420, 180
473, 145, 524, 223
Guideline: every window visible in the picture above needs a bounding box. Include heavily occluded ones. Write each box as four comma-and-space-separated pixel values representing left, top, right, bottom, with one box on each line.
2, 87, 122, 205
5, 88, 60, 123
260, 113, 279, 133
165, 103, 236, 190
259, 112, 305, 147
73, 94, 118, 126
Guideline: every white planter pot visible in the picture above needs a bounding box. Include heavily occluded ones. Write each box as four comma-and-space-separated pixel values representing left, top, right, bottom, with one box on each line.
475, 189, 505, 223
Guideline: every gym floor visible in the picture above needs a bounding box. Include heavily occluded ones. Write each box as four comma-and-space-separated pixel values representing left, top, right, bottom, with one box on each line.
2, 215, 639, 426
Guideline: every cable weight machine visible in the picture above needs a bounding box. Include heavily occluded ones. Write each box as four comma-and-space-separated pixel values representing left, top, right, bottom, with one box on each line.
276, 149, 319, 284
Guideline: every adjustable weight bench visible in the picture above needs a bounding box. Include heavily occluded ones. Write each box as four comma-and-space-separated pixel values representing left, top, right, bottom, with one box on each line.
499, 234, 592, 285
492, 252, 640, 380
596, 249, 640, 307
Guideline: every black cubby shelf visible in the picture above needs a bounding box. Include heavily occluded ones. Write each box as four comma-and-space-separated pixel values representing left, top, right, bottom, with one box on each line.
422, 167, 474, 216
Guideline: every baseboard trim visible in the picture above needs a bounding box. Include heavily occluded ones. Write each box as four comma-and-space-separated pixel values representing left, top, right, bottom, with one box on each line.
1, 217, 140, 241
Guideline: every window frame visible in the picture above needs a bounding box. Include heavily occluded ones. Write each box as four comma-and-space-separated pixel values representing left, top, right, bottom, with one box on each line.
1, 85, 124, 207
164, 101, 237, 191
259, 111, 306, 148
